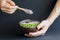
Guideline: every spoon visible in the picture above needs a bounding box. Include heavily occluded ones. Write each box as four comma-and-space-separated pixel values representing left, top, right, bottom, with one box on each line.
17, 6, 33, 14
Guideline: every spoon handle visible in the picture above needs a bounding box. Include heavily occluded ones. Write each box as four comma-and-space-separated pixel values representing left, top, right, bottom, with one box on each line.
17, 6, 33, 14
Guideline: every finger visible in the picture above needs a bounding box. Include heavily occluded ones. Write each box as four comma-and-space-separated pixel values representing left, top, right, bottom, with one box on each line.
7, 0, 15, 6
9, 8, 17, 14
37, 22, 44, 30
29, 31, 45, 37
37, 26, 49, 36
2, 10, 10, 13
4, 9, 16, 14
25, 31, 45, 37
29, 33, 37, 37
25, 34, 33, 37
29, 31, 44, 36
8, 6, 18, 9
2, 5, 18, 9
6, 0, 11, 1
1, 9, 12, 14
1, 7, 15, 14
1, 7, 11, 12
1, 7, 17, 14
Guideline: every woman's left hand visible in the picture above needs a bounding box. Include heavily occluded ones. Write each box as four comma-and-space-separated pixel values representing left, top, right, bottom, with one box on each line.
1, 0, 18, 14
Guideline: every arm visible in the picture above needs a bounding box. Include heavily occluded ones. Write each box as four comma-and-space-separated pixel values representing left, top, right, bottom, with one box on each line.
46, 0, 60, 24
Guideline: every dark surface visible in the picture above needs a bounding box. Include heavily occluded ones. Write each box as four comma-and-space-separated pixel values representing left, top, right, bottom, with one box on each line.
0, 0, 60, 40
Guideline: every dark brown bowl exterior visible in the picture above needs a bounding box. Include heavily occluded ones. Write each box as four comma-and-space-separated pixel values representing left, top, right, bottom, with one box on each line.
20, 26, 38, 34
19, 19, 40, 34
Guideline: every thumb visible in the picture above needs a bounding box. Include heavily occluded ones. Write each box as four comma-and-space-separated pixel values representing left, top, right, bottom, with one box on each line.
6, 5, 18, 9
37, 22, 44, 30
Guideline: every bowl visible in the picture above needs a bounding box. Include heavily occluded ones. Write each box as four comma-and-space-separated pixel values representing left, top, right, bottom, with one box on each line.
19, 19, 40, 34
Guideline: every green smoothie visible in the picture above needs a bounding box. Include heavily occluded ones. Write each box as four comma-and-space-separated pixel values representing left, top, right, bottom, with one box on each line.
20, 22, 38, 28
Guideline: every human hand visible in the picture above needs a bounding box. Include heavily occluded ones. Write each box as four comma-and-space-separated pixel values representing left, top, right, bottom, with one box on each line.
25, 20, 53, 37
1, 0, 17, 14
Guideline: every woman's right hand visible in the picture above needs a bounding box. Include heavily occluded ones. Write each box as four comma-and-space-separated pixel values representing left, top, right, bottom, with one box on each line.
1, 0, 18, 14
25, 20, 53, 37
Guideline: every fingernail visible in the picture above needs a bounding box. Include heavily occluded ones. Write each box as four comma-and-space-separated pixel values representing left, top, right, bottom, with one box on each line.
24, 34, 27, 36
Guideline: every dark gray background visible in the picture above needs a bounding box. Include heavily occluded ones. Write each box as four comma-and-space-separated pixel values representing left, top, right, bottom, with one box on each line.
0, 0, 60, 40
